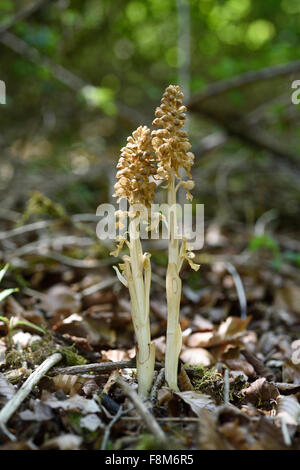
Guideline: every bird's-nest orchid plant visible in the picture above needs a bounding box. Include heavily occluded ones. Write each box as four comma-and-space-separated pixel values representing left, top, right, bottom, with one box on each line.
111, 86, 199, 396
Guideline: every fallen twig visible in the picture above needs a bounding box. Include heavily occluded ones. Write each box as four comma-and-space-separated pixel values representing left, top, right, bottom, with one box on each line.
53, 359, 163, 376
116, 376, 167, 445
150, 368, 165, 404
223, 368, 229, 406
100, 405, 124, 450
0, 352, 62, 439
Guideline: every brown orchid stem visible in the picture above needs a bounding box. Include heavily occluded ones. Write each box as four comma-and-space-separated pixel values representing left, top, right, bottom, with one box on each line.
127, 213, 155, 398
165, 171, 182, 391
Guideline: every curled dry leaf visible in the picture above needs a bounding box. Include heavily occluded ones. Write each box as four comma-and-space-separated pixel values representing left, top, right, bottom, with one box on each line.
180, 347, 215, 367
41, 390, 100, 414
178, 365, 194, 391
187, 316, 251, 349
242, 378, 279, 404
157, 387, 173, 406
52, 374, 85, 396
41, 434, 83, 450
225, 359, 256, 378
174, 391, 216, 417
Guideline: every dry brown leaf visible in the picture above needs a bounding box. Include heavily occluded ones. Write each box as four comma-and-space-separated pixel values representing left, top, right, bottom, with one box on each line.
275, 284, 300, 315
41, 434, 83, 450
242, 378, 279, 404
282, 360, 300, 384
186, 316, 251, 349
186, 331, 215, 348
174, 391, 216, 416
198, 408, 232, 450
218, 316, 251, 339
218, 421, 250, 450
52, 374, 85, 396
180, 347, 215, 367
191, 314, 214, 332
178, 365, 194, 391
225, 359, 256, 378
42, 284, 82, 316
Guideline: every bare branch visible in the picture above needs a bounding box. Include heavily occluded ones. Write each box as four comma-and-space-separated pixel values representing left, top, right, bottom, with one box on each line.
189, 60, 300, 107
0, 0, 50, 36
0, 352, 62, 438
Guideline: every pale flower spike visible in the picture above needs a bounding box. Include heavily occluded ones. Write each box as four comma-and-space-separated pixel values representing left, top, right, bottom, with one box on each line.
151, 85, 200, 391
111, 125, 156, 398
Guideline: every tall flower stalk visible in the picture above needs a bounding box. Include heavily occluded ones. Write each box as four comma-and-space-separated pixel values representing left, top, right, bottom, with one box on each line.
152, 85, 199, 391
112, 126, 156, 398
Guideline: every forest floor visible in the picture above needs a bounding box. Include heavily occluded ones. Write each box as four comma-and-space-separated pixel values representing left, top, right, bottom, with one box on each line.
0, 206, 300, 450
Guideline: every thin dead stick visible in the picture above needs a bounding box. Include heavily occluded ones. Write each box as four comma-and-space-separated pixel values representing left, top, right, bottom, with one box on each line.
54, 359, 163, 376
0, 352, 62, 438
150, 368, 165, 404
116, 376, 167, 444
121, 416, 199, 423
223, 368, 229, 406
100, 405, 124, 450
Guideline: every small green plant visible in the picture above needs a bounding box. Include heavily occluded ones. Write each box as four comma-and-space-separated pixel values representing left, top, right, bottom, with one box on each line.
0, 264, 18, 303
0, 264, 45, 347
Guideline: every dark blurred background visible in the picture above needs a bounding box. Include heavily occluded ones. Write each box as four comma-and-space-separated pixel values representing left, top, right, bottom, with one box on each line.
0, 0, 300, 235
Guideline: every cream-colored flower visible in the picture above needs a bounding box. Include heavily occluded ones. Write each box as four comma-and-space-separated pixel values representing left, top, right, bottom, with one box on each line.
152, 85, 195, 184
113, 126, 157, 207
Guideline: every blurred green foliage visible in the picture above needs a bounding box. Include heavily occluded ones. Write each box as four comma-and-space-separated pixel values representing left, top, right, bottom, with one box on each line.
0, 0, 299, 224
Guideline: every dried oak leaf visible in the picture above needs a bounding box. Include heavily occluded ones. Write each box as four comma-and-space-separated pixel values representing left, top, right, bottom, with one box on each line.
242, 377, 279, 404
225, 358, 256, 378
187, 316, 251, 349
180, 347, 215, 367
42, 284, 82, 317
174, 391, 216, 417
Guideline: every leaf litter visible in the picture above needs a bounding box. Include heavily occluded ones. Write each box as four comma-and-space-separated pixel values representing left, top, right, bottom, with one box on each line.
0, 216, 300, 450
